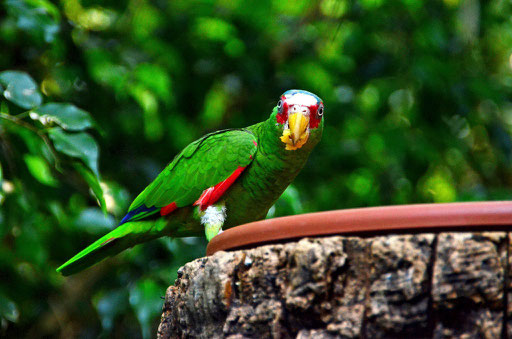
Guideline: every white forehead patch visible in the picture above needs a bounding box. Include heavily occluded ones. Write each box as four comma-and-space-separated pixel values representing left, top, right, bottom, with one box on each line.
284, 92, 318, 107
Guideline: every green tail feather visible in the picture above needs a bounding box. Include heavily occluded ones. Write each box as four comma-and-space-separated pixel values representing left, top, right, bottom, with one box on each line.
57, 219, 167, 276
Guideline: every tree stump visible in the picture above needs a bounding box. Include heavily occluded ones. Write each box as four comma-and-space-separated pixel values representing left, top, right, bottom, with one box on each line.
158, 232, 510, 338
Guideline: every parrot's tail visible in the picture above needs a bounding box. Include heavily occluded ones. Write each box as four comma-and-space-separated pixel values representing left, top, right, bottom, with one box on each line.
57, 219, 167, 276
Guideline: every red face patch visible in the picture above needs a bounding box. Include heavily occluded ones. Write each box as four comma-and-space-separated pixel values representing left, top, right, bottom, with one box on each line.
276, 95, 324, 129
309, 103, 324, 129
276, 95, 288, 124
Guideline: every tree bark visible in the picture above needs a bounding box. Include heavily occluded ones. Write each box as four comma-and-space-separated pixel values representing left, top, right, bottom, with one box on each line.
158, 232, 510, 338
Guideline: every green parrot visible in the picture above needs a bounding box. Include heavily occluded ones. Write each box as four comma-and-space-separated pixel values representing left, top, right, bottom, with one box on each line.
57, 90, 324, 275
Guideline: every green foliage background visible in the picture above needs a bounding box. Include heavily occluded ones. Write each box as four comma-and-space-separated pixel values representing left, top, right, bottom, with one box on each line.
1, 0, 512, 337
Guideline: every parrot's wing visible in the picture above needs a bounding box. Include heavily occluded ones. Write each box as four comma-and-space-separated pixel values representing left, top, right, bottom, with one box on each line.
57, 129, 257, 276
119, 129, 258, 224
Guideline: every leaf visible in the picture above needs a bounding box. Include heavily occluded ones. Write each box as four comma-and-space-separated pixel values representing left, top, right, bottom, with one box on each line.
14, 128, 45, 155
93, 289, 128, 332
129, 279, 163, 339
6, 0, 60, 43
23, 154, 58, 187
0, 71, 42, 109
48, 128, 99, 176
48, 128, 106, 212
0, 293, 19, 323
74, 163, 107, 214
30, 103, 94, 131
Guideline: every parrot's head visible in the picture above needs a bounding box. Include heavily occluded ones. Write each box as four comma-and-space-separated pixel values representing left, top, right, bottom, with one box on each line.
275, 89, 324, 151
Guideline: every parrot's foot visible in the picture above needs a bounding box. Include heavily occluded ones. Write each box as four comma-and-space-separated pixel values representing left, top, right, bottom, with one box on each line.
201, 205, 226, 242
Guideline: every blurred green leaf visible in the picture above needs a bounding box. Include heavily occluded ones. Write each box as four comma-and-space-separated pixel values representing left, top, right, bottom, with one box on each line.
357, 84, 380, 115
129, 279, 163, 339
347, 168, 377, 198
48, 128, 99, 176
23, 154, 58, 187
0, 293, 19, 322
85, 49, 128, 91
6, 0, 60, 43
388, 89, 414, 114
194, 17, 235, 42
74, 162, 107, 215
201, 83, 228, 128
419, 166, 457, 203
0, 71, 42, 109
133, 64, 172, 104
30, 103, 94, 131
130, 2, 162, 39
129, 85, 163, 141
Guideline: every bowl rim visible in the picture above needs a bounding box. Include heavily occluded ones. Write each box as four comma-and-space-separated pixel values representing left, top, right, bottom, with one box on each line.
206, 201, 512, 255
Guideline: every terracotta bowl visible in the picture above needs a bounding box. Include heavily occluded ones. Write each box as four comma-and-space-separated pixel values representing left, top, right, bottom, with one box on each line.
206, 201, 512, 255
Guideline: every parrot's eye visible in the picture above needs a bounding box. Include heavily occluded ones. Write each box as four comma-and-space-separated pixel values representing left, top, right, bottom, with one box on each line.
277, 100, 283, 112
317, 105, 324, 116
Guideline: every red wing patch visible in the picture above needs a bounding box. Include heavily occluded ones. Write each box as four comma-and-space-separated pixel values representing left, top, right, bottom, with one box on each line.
194, 166, 246, 210
160, 202, 178, 216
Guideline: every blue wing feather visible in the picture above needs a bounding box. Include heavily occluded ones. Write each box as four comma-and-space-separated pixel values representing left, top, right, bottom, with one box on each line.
119, 205, 157, 225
